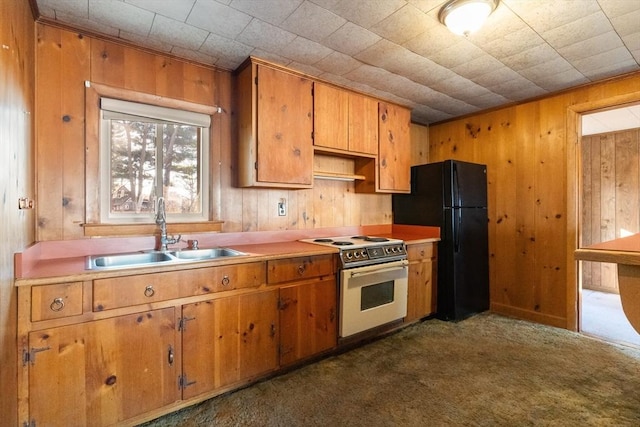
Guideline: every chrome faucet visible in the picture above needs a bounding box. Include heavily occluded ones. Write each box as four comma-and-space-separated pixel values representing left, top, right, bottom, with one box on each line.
155, 197, 181, 251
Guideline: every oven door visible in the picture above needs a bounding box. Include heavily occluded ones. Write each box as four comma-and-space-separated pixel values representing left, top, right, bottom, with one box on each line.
339, 259, 409, 338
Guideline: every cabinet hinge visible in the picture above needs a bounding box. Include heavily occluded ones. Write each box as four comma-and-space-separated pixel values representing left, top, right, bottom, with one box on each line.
178, 374, 196, 390
254, 76, 258, 85
254, 161, 258, 170
22, 420, 35, 427
178, 316, 196, 332
311, 131, 314, 141
22, 346, 50, 366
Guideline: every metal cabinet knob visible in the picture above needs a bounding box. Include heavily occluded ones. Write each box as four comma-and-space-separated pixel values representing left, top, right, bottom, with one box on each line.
222, 275, 230, 286
144, 285, 155, 297
50, 297, 65, 312
297, 265, 306, 275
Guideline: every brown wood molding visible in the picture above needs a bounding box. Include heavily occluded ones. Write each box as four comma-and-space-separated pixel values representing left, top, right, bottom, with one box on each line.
83, 221, 223, 237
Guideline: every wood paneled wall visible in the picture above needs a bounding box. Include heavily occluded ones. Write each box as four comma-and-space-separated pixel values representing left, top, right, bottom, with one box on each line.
581, 129, 640, 293
35, 24, 393, 241
429, 72, 640, 330
1, 1, 35, 425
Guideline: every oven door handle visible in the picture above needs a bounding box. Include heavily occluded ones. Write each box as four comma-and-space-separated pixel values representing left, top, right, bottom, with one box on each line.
349, 264, 407, 278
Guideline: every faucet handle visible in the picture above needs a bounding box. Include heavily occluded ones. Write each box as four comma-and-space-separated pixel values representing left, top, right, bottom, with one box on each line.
187, 239, 199, 250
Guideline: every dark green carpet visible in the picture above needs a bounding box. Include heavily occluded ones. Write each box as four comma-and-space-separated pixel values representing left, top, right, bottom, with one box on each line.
141, 313, 640, 426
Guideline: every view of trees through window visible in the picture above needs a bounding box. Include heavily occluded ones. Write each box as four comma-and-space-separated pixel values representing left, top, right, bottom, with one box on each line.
109, 119, 202, 218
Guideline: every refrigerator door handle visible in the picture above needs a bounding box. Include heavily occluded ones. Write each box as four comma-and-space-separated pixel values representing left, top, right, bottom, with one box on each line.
454, 209, 461, 252
452, 162, 460, 207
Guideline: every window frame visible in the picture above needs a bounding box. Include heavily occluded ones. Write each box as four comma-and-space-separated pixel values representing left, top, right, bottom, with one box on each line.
99, 99, 210, 224
84, 81, 223, 237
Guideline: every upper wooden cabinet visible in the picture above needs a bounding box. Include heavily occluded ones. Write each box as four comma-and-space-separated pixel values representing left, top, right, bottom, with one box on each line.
236, 59, 314, 188
314, 83, 378, 156
377, 102, 411, 193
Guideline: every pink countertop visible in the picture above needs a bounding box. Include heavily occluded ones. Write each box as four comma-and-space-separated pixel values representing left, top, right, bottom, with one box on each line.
15, 224, 440, 284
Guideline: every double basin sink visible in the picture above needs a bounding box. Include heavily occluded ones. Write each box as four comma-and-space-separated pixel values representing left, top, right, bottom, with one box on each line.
86, 248, 247, 270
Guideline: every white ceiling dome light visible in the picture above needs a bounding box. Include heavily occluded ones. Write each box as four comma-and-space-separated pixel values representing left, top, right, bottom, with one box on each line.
438, 0, 499, 36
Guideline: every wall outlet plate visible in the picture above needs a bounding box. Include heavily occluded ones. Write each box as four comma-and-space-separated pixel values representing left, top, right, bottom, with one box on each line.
278, 200, 286, 216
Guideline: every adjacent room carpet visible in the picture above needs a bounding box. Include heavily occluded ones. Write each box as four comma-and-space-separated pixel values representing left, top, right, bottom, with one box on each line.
140, 313, 640, 426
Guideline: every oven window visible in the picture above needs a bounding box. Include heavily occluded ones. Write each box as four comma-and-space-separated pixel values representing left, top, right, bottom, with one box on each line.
361, 280, 394, 311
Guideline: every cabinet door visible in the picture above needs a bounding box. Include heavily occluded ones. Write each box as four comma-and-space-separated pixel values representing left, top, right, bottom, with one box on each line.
378, 102, 411, 192
181, 288, 279, 399
256, 65, 313, 185
314, 82, 348, 151
348, 92, 378, 155
279, 277, 337, 366
28, 308, 178, 427
405, 243, 437, 323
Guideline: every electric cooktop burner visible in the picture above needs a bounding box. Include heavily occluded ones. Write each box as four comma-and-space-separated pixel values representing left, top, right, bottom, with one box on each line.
300, 235, 407, 268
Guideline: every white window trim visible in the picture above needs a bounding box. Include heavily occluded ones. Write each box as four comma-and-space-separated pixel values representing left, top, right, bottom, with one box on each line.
99, 98, 211, 224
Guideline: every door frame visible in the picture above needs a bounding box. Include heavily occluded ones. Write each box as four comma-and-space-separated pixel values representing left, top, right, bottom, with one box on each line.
567, 90, 640, 331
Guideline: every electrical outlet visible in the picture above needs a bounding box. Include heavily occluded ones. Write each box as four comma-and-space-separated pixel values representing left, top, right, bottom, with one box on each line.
278, 199, 286, 216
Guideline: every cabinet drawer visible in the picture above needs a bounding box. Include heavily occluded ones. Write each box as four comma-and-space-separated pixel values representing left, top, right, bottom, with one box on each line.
267, 254, 336, 284
94, 273, 181, 311
407, 243, 435, 261
180, 262, 266, 295
31, 282, 83, 321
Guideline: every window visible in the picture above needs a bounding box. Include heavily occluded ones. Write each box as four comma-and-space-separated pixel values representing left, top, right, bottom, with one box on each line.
100, 98, 210, 223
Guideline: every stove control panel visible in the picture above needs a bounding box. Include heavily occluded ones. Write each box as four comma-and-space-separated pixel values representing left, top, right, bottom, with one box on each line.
340, 243, 406, 266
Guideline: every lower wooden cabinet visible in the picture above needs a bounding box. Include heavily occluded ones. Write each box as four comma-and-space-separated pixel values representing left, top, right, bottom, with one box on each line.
181, 288, 279, 399
27, 308, 179, 427
278, 276, 337, 366
405, 242, 438, 323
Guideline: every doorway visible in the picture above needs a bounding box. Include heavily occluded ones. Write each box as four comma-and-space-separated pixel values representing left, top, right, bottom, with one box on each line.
578, 105, 640, 348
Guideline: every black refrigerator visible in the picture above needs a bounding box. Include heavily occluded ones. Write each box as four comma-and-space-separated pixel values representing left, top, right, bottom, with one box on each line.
393, 160, 489, 321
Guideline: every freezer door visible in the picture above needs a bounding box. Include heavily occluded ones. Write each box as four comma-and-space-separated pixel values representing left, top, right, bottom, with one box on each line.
444, 160, 487, 208
438, 207, 489, 320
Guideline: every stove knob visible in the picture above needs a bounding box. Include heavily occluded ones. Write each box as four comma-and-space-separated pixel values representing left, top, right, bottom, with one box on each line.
345, 252, 353, 259
354, 251, 360, 258
392, 246, 398, 253
360, 250, 367, 258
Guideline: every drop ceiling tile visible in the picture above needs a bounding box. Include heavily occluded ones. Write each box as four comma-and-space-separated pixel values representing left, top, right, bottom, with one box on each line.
518, 56, 574, 84
280, 36, 333, 64
472, 67, 522, 87
288, 61, 324, 77
171, 46, 216, 65
230, 0, 303, 25
427, 40, 486, 69
200, 33, 253, 67
501, 43, 562, 72
371, 4, 433, 45
465, 92, 511, 109
487, 77, 544, 101
452, 55, 511, 80
150, 15, 209, 50
38, 0, 88, 17
430, 75, 494, 100
90, 0, 155, 36
248, 49, 293, 67
281, 1, 346, 42
187, 1, 252, 38
580, 57, 639, 80
120, 30, 173, 53
315, 51, 362, 75
573, 46, 637, 77
124, 0, 196, 21
610, 9, 640, 37
313, 0, 406, 28
407, 0, 446, 14
354, 39, 423, 72
597, 0, 640, 18
403, 23, 458, 57
503, 0, 601, 33
466, 5, 528, 45
322, 22, 381, 57
558, 31, 625, 62
541, 11, 612, 49
54, 12, 120, 37
236, 19, 297, 52
408, 61, 455, 87
522, 65, 588, 92
480, 26, 544, 59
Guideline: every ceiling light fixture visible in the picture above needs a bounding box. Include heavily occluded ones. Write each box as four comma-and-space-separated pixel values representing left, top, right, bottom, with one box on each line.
438, 0, 499, 36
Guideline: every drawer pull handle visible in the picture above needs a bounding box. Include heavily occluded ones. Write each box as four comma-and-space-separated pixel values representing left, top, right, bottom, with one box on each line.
420, 250, 425, 257
50, 297, 65, 312
297, 265, 306, 275
222, 275, 230, 286
144, 285, 155, 297
168, 345, 174, 366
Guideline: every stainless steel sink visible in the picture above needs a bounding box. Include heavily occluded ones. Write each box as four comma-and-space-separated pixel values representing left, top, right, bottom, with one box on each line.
86, 248, 247, 270
170, 248, 245, 260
